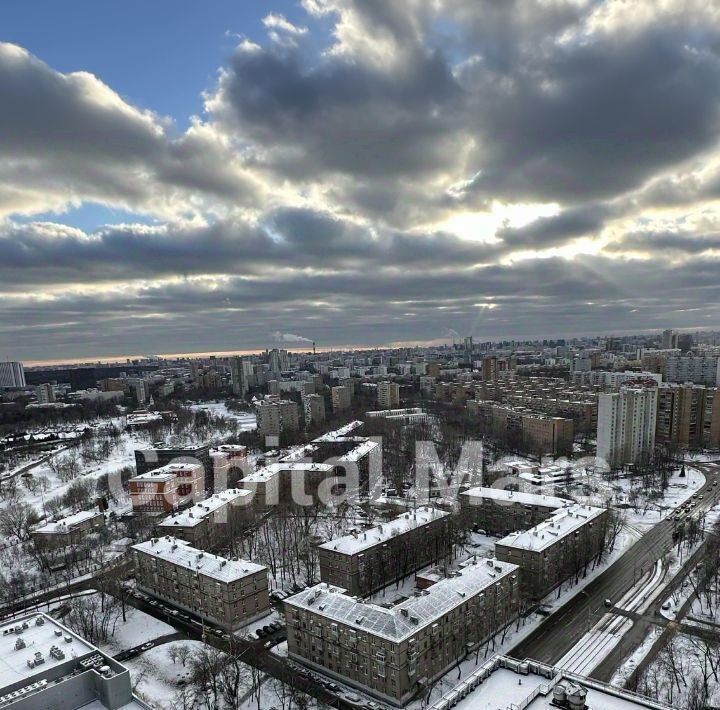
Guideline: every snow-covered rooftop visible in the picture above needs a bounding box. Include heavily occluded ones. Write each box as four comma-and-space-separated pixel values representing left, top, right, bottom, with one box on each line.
319, 507, 449, 555
156, 489, 252, 528
338, 439, 379, 462
496, 504, 606, 552
0, 613, 95, 689
431, 655, 671, 710
241, 461, 336, 484
285, 557, 518, 642
133, 537, 266, 583
312, 421, 364, 442
129, 462, 201, 481
460, 486, 569, 509
33, 510, 103, 535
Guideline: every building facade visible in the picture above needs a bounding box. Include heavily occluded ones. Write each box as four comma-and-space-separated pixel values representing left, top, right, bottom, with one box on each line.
0, 361, 26, 389
656, 383, 720, 449
128, 462, 205, 513
256, 399, 301, 436
459, 487, 569, 536
31, 510, 105, 549
377, 381, 400, 409
133, 536, 270, 631
155, 489, 253, 549
285, 558, 520, 706
597, 385, 658, 468
318, 508, 452, 597
495, 505, 608, 600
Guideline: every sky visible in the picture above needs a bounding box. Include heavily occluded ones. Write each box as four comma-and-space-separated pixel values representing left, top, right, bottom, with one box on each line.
1, 0, 720, 362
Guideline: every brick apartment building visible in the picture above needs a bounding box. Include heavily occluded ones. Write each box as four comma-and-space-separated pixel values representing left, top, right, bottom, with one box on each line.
285, 557, 520, 706
495, 504, 609, 600
31, 510, 105, 550
318, 508, 452, 597
134, 443, 212, 492
656, 383, 720, 449
132, 536, 270, 631
459, 487, 570, 536
155, 488, 254, 550
128, 462, 204, 513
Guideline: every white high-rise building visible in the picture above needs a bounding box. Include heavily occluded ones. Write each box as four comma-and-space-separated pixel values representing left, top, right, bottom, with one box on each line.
0, 361, 25, 388
597, 385, 657, 469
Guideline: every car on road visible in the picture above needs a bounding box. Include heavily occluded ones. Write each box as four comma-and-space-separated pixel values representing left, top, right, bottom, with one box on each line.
212, 628, 223, 637
140, 642, 154, 651
604, 599, 612, 608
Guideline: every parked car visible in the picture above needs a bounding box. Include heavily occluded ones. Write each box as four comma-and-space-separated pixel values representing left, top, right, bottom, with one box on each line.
256, 628, 267, 638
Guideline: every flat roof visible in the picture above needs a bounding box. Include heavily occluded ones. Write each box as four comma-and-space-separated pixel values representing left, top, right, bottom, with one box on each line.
312, 421, 364, 442
319, 507, 449, 555
496, 505, 606, 552
133, 537, 266, 583
460, 487, 569, 509
129, 462, 202, 481
0, 613, 94, 690
286, 557, 518, 642
241, 461, 336, 484
33, 510, 103, 535
433, 656, 671, 710
156, 489, 252, 528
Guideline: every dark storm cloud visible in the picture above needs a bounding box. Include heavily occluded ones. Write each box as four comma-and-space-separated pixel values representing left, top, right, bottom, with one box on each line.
2, 1, 720, 360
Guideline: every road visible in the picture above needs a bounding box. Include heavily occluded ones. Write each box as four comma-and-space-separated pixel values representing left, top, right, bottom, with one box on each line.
120, 592, 359, 710
510, 462, 720, 665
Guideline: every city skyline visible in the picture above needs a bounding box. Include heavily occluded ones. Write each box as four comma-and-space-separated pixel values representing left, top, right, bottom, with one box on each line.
1, 1, 719, 360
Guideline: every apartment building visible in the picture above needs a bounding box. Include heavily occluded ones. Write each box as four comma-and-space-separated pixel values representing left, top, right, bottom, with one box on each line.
664, 355, 720, 386
134, 443, 212, 493
495, 504, 608, 600
155, 489, 253, 549
35, 383, 56, 404
133, 536, 270, 631
331, 385, 352, 412
0, 361, 25, 389
209, 444, 248, 489
458, 487, 569, 536
571, 370, 662, 387
318, 508, 451, 597
468, 400, 574, 457
474, 376, 599, 431
303, 393, 326, 427
256, 399, 301, 436
597, 385, 658, 468
0, 613, 150, 710
285, 557, 520, 706
240, 462, 339, 508
656, 383, 720, 449
31, 510, 105, 549
365, 407, 429, 424
377, 381, 400, 409
128, 462, 204, 513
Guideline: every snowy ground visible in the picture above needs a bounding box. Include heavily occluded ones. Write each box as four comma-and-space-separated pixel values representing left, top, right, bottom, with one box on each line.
189, 401, 257, 431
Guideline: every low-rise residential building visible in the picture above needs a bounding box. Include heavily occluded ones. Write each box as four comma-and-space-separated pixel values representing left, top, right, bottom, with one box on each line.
133, 536, 270, 631
285, 557, 520, 706
128, 462, 204, 513
155, 489, 253, 549
134, 443, 212, 493
0, 612, 150, 710
365, 407, 429, 424
495, 504, 609, 601
318, 508, 452, 597
458, 487, 569, 536
31, 510, 105, 549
